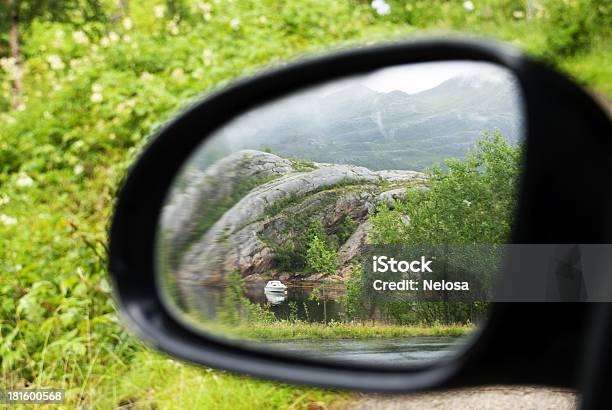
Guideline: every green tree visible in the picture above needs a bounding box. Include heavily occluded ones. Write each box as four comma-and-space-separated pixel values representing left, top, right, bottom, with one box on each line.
306, 235, 337, 273
371, 130, 521, 246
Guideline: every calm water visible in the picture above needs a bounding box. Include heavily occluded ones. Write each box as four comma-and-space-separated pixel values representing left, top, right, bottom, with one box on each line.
184, 281, 350, 323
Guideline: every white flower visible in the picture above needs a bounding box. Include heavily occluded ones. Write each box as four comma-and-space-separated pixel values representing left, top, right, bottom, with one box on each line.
91, 83, 103, 93
463, 1, 475, 11
202, 49, 213, 65
16, 173, 33, 187
513, 10, 525, 18
72, 30, 89, 44
259, 15, 268, 24
0, 214, 17, 226
46, 54, 65, 70
91, 93, 103, 103
74, 164, 84, 175
167, 19, 180, 35
463, 199, 472, 207
153, 4, 166, 18
16, 103, 26, 111
0, 57, 16, 72
123, 17, 133, 30
0, 195, 10, 205
204, 12, 212, 21
192, 67, 205, 80
109, 32, 120, 42
171, 67, 185, 82
371, 0, 391, 15
123, 34, 132, 43
140, 71, 154, 81
198, 2, 212, 12
230, 18, 240, 30
100, 37, 110, 47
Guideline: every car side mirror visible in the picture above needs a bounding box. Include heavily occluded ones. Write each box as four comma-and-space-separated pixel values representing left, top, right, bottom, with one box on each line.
109, 38, 612, 393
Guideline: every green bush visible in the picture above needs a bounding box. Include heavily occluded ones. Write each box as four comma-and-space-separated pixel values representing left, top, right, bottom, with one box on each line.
306, 234, 337, 273
371, 130, 521, 246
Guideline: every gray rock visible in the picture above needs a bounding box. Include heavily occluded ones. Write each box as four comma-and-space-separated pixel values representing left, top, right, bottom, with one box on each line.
163, 150, 426, 284
338, 221, 372, 266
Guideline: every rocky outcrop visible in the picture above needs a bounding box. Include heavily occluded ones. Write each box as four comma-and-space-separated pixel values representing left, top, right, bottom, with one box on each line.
164, 150, 425, 284
161, 150, 293, 264
338, 221, 372, 266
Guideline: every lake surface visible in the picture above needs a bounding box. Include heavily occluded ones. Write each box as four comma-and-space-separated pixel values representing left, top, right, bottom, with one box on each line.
185, 281, 360, 323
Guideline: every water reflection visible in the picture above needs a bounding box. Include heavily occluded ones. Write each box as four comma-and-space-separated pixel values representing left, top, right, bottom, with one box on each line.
264, 290, 286, 306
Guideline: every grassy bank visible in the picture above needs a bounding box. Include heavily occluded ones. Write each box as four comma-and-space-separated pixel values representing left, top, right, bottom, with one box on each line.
235, 322, 475, 341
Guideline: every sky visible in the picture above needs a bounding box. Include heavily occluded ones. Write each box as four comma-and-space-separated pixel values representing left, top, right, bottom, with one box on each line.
316, 61, 512, 96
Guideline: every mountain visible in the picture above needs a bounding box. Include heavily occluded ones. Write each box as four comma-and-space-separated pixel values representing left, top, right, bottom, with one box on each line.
196, 74, 524, 171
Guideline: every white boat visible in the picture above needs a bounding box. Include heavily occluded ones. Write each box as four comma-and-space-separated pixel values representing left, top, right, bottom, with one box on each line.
264, 280, 287, 292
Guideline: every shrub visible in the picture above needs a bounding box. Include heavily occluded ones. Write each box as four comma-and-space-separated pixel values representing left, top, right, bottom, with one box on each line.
306, 235, 337, 273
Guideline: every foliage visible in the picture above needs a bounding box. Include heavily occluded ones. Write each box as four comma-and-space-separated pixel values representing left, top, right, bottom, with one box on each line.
271, 216, 327, 273
306, 234, 337, 273
365, 132, 520, 325
371, 130, 521, 246
219, 270, 275, 326
0, 0, 609, 406
332, 214, 358, 246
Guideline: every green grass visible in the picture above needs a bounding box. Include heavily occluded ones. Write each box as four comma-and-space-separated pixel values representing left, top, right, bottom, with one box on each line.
227, 322, 475, 341
4, 350, 351, 409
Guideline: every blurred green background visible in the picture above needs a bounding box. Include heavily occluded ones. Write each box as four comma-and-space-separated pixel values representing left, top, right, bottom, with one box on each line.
0, 1, 609, 408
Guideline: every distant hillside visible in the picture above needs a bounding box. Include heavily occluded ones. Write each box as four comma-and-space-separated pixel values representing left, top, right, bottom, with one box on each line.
197, 74, 523, 171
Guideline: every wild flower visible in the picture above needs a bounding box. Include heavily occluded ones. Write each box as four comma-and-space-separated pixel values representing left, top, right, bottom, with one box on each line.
109, 32, 120, 43
72, 30, 89, 44
463, 1, 475, 11
463, 199, 472, 207
170, 67, 185, 81
100, 37, 110, 47
192, 67, 205, 80
46, 55, 65, 70
230, 18, 241, 30
16, 173, 34, 187
0, 57, 16, 72
153, 4, 166, 18
167, 19, 180, 35
0, 214, 17, 226
91, 92, 103, 103
123, 17, 133, 30
202, 49, 214, 65
140, 71, 154, 81
0, 194, 10, 206
371, 0, 391, 16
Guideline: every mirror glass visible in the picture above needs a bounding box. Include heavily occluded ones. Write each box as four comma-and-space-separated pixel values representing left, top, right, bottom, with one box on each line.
157, 61, 525, 367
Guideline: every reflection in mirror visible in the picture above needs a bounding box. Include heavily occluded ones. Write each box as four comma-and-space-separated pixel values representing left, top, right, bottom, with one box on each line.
157, 61, 525, 367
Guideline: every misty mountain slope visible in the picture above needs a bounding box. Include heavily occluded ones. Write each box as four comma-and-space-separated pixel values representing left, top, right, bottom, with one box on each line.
198, 74, 523, 171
